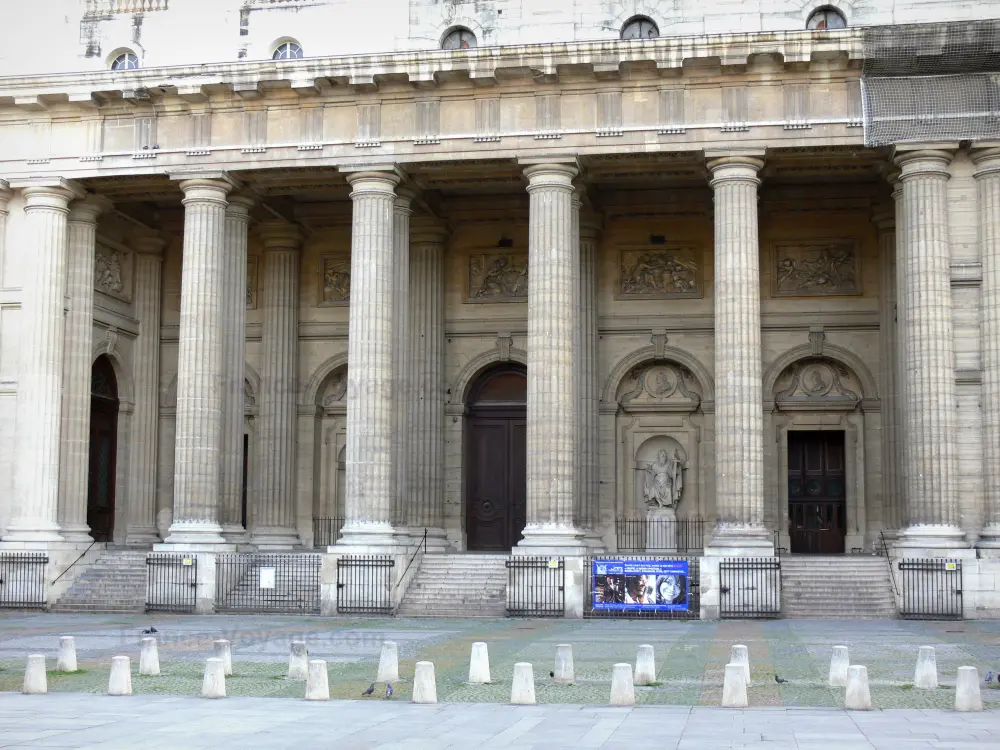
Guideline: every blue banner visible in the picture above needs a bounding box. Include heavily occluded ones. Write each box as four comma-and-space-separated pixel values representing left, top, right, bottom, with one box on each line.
592, 559, 690, 612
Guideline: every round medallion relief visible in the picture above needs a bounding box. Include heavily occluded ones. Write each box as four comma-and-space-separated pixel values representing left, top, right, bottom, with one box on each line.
644, 366, 676, 398
800, 363, 834, 397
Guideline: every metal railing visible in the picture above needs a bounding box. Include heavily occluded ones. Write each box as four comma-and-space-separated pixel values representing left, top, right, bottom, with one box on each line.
216, 554, 321, 614
312, 517, 345, 548
615, 517, 705, 553
899, 558, 963, 620
505, 556, 565, 617
0, 553, 48, 609
336, 555, 395, 615
394, 529, 427, 605
719, 557, 782, 619
51, 540, 97, 587
584, 555, 700, 620
146, 553, 197, 613
879, 530, 899, 596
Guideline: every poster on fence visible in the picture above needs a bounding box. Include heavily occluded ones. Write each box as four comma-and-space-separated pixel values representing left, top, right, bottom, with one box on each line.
592, 559, 690, 611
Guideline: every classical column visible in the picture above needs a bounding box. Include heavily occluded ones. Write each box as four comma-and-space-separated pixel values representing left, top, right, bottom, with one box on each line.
406, 219, 448, 549
974, 148, 1000, 548
579, 214, 603, 550
392, 191, 412, 539
894, 149, 964, 548
125, 233, 167, 545
338, 170, 400, 548
58, 196, 112, 542
892, 174, 908, 538
165, 176, 235, 546
874, 199, 901, 536
251, 222, 302, 549
518, 162, 585, 553
4, 179, 83, 543
706, 155, 771, 551
219, 197, 254, 543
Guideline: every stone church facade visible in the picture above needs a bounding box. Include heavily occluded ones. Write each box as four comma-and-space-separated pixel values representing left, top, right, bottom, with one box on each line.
1, 0, 1000, 596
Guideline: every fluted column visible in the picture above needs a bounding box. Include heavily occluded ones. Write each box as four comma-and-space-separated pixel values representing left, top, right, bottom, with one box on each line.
579, 214, 603, 550
892, 175, 908, 537
165, 176, 235, 547
707, 155, 770, 551
407, 220, 449, 549
4, 179, 83, 543
392, 191, 412, 539
518, 162, 585, 553
219, 197, 254, 543
251, 222, 302, 549
58, 196, 112, 542
874, 201, 901, 535
974, 148, 1000, 548
894, 149, 964, 548
338, 170, 400, 549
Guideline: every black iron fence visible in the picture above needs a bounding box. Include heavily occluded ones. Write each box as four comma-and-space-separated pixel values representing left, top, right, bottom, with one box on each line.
585, 555, 700, 620
505, 556, 565, 617
899, 558, 963, 620
146, 553, 197, 613
312, 517, 345, 548
615, 517, 706, 553
0, 553, 48, 609
719, 557, 782, 619
216, 554, 321, 614
336, 555, 394, 615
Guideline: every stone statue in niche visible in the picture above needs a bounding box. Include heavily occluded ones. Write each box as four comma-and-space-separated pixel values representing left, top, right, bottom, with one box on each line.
643, 448, 684, 509
321, 256, 351, 305
619, 247, 700, 298
468, 252, 528, 302
774, 242, 859, 296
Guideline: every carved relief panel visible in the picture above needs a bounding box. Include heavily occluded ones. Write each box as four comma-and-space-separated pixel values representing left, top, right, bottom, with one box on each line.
94, 243, 133, 302
618, 245, 702, 299
617, 362, 703, 412
772, 240, 860, 296
466, 251, 528, 303
319, 255, 351, 306
772, 357, 861, 410
246, 256, 258, 310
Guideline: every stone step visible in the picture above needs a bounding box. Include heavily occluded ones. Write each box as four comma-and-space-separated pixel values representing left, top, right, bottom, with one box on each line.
54, 549, 148, 611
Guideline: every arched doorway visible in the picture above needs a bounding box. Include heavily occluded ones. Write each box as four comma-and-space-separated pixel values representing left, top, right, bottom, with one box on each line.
464, 363, 526, 551
88, 355, 119, 542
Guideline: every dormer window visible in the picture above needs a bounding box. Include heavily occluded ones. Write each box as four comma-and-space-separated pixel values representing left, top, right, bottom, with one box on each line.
442, 27, 477, 50
807, 7, 847, 30
111, 52, 139, 70
621, 16, 659, 40
273, 41, 303, 60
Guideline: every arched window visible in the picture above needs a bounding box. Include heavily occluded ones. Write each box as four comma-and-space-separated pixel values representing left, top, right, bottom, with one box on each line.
621, 16, 659, 40
442, 27, 477, 50
806, 7, 847, 30
273, 41, 303, 60
110, 52, 139, 71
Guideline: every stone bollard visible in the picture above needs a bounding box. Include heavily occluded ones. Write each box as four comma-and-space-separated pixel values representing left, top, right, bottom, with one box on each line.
634, 644, 656, 686
914, 646, 938, 689
202, 657, 226, 699
305, 660, 330, 701
731, 645, 751, 687
469, 642, 491, 684
107, 656, 132, 696
139, 638, 160, 676
554, 644, 574, 684
828, 646, 849, 687
412, 661, 437, 704
376, 641, 399, 683
511, 662, 536, 705
845, 665, 872, 710
610, 663, 635, 706
287, 641, 309, 681
955, 666, 983, 712
722, 663, 748, 708
57, 636, 78, 673
214, 639, 233, 677
23, 654, 47, 694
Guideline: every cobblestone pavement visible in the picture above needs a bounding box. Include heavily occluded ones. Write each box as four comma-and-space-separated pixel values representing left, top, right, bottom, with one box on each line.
0, 612, 999, 710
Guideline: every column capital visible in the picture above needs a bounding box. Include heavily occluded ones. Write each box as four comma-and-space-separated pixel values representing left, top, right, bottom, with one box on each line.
68, 194, 113, 226
394, 186, 417, 213
177, 177, 237, 207
15, 178, 86, 212
893, 148, 955, 180
971, 146, 1000, 178
522, 162, 578, 191
345, 170, 401, 197
706, 153, 764, 187
225, 195, 256, 222
410, 217, 449, 246
0, 179, 11, 211
258, 221, 302, 251
580, 212, 603, 241
131, 232, 168, 256
871, 204, 895, 232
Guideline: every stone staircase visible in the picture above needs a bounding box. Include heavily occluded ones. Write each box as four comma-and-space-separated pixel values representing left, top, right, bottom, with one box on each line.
51, 549, 148, 613
780, 555, 897, 619
397, 553, 508, 617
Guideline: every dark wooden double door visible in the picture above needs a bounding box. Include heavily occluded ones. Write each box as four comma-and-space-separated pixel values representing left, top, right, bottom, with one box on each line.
88, 356, 119, 542
787, 431, 846, 554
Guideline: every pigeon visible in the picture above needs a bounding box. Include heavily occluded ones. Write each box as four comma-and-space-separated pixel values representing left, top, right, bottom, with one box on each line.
775, 675, 788, 684
985, 671, 994, 684
385, 683, 393, 699
549, 671, 555, 678
362, 682, 376, 696
141, 627, 158, 635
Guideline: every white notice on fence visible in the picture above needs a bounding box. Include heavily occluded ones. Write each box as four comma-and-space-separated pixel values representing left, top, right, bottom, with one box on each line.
259, 567, 276, 589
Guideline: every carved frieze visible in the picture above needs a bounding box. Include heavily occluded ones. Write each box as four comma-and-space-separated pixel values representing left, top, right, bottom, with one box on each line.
94, 243, 133, 302
617, 363, 702, 412
773, 241, 860, 296
247, 256, 258, 309
618, 245, 701, 299
319, 255, 351, 306
467, 252, 528, 303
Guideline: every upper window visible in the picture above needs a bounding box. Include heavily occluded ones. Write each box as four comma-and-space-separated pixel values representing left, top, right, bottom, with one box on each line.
806, 7, 847, 30
442, 27, 477, 50
273, 41, 303, 60
110, 52, 139, 71
621, 16, 659, 40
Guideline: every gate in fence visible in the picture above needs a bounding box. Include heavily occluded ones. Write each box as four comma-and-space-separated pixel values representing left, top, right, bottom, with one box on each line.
336, 555, 394, 615
584, 556, 700, 619
146, 553, 197, 613
719, 557, 782, 619
0, 553, 48, 609
216, 554, 321, 614
505, 556, 565, 617
898, 559, 963, 620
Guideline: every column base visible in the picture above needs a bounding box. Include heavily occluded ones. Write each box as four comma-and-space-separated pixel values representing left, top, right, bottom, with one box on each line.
403, 526, 451, 552
220, 524, 249, 545
895, 523, 968, 551
57, 523, 94, 544
249, 526, 301, 551
514, 523, 587, 557
163, 520, 227, 547
976, 523, 1000, 553
124, 526, 160, 547
1, 520, 64, 544
704, 523, 775, 557
331, 521, 405, 554
583, 529, 607, 553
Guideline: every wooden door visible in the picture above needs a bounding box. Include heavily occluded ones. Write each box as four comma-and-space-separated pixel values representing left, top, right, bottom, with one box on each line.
87, 356, 119, 543
787, 431, 846, 554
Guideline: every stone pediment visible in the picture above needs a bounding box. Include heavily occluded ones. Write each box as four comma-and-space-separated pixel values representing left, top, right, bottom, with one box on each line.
773, 358, 860, 411
617, 363, 702, 413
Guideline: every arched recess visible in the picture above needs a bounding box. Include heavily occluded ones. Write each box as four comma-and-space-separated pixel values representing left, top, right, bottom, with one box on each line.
763, 343, 877, 404
305, 361, 349, 547
602, 345, 714, 407
88, 355, 121, 543
302, 352, 349, 407
91, 341, 134, 544
449, 346, 528, 407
